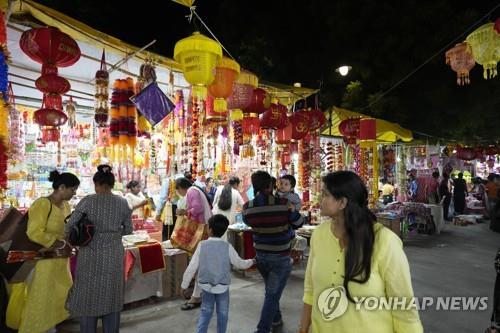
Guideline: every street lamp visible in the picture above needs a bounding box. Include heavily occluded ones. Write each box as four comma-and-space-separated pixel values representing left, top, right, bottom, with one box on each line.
336, 65, 352, 76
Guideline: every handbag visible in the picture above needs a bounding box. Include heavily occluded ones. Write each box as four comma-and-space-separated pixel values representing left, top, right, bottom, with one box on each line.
66, 212, 95, 247
0, 198, 52, 282
170, 215, 208, 253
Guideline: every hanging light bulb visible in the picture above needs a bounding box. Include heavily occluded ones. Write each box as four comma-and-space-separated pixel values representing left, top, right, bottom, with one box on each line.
336, 65, 352, 76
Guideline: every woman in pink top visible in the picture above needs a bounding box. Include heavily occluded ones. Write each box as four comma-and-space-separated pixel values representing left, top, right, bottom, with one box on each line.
175, 177, 213, 310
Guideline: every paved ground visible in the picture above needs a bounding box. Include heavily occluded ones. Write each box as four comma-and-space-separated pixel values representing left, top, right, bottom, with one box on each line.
59, 221, 500, 333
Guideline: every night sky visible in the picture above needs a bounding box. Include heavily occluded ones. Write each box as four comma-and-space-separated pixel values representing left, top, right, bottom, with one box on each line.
35, 0, 500, 142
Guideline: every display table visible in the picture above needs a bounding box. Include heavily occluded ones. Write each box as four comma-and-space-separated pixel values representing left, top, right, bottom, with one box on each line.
124, 246, 163, 304
226, 226, 255, 260
123, 246, 188, 304
423, 204, 444, 235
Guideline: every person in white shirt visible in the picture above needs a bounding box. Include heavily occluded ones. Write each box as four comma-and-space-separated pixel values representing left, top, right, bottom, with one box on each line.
181, 214, 254, 333
124, 180, 148, 219
212, 177, 245, 232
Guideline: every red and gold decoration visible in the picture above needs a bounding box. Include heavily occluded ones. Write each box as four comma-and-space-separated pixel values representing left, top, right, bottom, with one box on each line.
95, 50, 109, 127
20, 26, 81, 141
260, 103, 287, 130
359, 117, 376, 147
208, 57, 240, 112
466, 22, 500, 79
174, 32, 222, 100
290, 109, 309, 140
339, 118, 360, 145
275, 118, 292, 145
445, 42, 475, 85
308, 107, 327, 131
244, 88, 270, 115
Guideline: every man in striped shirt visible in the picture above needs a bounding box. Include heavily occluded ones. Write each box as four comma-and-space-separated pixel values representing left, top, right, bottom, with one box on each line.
242, 171, 303, 333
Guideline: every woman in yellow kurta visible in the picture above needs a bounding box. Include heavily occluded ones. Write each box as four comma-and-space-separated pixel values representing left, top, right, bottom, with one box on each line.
18, 170, 80, 333
299, 171, 423, 333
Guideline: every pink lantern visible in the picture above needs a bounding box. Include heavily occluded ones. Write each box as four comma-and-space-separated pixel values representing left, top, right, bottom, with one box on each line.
445, 42, 476, 85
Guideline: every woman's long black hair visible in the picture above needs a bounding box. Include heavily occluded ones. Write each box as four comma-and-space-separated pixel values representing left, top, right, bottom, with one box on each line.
218, 177, 240, 211
323, 171, 376, 302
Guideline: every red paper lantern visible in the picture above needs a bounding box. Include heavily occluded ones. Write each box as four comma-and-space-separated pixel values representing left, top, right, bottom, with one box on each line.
290, 110, 309, 140
35, 74, 71, 94
205, 95, 228, 123
359, 118, 376, 141
339, 118, 360, 144
276, 119, 292, 144
227, 70, 257, 110
495, 18, 500, 34
20, 27, 81, 67
260, 103, 287, 130
41, 127, 60, 143
445, 42, 476, 85
456, 147, 476, 161
242, 113, 260, 135
308, 108, 326, 131
34, 108, 68, 127
244, 88, 270, 114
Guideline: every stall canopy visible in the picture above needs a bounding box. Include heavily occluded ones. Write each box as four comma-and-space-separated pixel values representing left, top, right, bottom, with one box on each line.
321, 106, 413, 142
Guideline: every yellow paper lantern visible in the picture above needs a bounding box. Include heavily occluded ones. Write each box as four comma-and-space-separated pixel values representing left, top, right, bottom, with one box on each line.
174, 32, 222, 100
230, 109, 244, 121
466, 23, 500, 79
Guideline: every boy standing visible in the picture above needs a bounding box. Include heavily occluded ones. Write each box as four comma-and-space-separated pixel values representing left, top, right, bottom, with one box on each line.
277, 175, 302, 211
181, 214, 254, 333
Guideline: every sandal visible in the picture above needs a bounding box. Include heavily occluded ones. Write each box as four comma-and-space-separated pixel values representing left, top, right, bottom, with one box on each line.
181, 301, 201, 311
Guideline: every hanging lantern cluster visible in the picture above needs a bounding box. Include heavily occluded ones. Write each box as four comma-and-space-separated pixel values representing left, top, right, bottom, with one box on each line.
20, 26, 81, 141
466, 22, 500, 79
109, 78, 137, 162
95, 50, 109, 126
445, 42, 475, 85
174, 32, 222, 100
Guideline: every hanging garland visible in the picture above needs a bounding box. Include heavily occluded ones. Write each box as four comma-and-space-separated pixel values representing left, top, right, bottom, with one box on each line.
7, 83, 24, 166
94, 50, 109, 127
0, 10, 9, 190
191, 98, 200, 176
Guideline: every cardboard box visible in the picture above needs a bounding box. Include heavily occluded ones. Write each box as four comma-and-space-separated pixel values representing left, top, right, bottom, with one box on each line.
162, 250, 188, 299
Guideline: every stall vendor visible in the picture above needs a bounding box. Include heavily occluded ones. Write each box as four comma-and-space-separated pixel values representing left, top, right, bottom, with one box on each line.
125, 180, 148, 219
